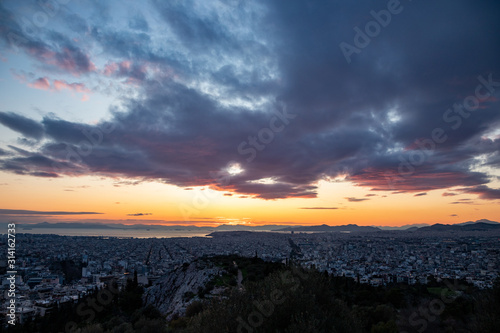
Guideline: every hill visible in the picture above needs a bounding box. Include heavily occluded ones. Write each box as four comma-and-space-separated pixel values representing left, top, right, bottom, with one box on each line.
417, 221, 500, 232
276, 224, 380, 233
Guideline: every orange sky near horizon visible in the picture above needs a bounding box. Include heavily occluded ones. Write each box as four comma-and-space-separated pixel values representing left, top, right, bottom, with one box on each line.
1, 172, 497, 227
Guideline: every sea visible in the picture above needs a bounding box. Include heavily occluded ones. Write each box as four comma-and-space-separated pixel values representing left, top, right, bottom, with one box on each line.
16, 227, 212, 238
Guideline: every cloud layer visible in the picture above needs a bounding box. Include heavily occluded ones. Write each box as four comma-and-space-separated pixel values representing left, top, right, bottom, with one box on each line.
0, 209, 102, 215
0, 0, 499, 200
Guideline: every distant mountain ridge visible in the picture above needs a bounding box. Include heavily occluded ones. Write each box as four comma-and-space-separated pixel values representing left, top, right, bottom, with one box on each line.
378, 223, 431, 230
456, 219, 500, 226
21, 222, 116, 229
417, 221, 500, 232
8, 219, 499, 233
276, 224, 380, 233
13, 222, 292, 231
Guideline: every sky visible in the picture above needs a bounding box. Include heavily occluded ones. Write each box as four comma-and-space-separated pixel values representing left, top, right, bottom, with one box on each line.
0, 0, 499, 227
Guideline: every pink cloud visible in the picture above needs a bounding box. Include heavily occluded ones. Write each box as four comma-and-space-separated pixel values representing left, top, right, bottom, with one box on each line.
103, 61, 132, 76
22, 76, 90, 97
121, 60, 132, 70
102, 60, 149, 84
28, 77, 51, 90
53, 80, 90, 93
27, 45, 96, 76
103, 62, 119, 76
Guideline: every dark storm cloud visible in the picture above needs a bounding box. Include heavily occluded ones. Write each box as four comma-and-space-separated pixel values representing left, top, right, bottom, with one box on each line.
0, 0, 500, 199
26, 42, 95, 75
0, 112, 44, 139
461, 185, 500, 200
266, 1, 500, 134
414, 193, 427, 197
0, 2, 23, 45
152, 0, 238, 52
349, 151, 493, 193
0, 3, 95, 76
0, 145, 73, 177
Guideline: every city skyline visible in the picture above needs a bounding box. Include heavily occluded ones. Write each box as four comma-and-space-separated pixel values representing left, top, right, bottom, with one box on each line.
1, 0, 500, 227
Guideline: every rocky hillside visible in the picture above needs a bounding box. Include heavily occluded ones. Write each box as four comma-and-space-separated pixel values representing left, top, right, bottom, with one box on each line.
143, 260, 225, 320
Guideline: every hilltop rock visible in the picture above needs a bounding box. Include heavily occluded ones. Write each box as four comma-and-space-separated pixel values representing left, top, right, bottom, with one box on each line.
143, 260, 224, 320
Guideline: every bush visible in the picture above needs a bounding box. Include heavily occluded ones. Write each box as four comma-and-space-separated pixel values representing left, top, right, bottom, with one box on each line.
185, 301, 204, 317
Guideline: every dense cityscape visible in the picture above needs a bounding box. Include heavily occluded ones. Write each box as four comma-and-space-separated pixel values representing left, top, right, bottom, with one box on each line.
1, 228, 499, 327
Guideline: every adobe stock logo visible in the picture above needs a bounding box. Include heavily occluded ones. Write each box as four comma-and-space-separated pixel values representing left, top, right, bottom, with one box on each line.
339, 0, 411, 64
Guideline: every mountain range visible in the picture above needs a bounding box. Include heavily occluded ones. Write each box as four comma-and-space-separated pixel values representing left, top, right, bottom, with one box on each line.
7, 219, 499, 233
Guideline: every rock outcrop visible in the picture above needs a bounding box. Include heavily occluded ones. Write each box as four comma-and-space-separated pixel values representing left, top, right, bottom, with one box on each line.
143, 260, 224, 320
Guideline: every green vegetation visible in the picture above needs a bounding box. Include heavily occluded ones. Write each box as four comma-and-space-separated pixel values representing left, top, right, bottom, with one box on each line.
169, 257, 500, 333
204, 254, 284, 282
427, 287, 458, 298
